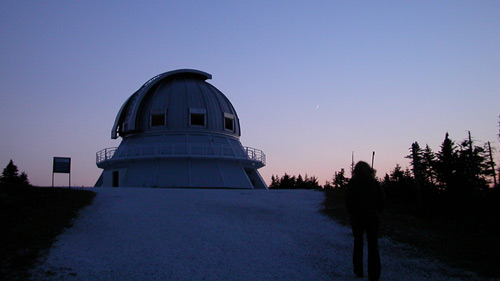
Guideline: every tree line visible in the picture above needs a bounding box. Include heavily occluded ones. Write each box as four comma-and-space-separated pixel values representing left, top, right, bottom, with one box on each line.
321, 129, 500, 277
322, 131, 499, 222
269, 173, 321, 189
381, 131, 498, 216
271, 130, 500, 219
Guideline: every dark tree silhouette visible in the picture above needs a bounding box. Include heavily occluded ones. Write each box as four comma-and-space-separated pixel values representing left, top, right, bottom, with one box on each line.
454, 134, 490, 192
422, 144, 437, 185
296, 174, 304, 188
1, 159, 30, 186
270, 175, 278, 188
381, 164, 416, 212
333, 169, 349, 189
1, 160, 19, 182
378, 130, 498, 218
407, 142, 423, 209
19, 172, 30, 186
325, 130, 500, 277
269, 173, 321, 189
435, 132, 457, 192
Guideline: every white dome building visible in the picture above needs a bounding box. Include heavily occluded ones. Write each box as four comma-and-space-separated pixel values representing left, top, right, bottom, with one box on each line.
95, 69, 267, 189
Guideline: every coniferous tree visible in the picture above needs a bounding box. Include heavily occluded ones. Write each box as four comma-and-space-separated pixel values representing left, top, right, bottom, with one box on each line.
19, 172, 30, 186
273, 173, 295, 189
407, 142, 424, 178
422, 144, 437, 185
283, 174, 296, 188
303, 174, 320, 189
269, 175, 279, 189
486, 141, 497, 188
296, 174, 304, 188
390, 164, 405, 182
382, 164, 416, 211
436, 133, 457, 192
382, 173, 390, 185
454, 133, 490, 191
333, 168, 349, 189
470, 142, 490, 188
480, 142, 496, 187
1, 159, 30, 186
1, 159, 19, 183
407, 142, 423, 209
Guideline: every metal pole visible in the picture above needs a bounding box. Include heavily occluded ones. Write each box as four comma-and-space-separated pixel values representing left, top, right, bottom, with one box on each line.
69, 158, 71, 188
488, 141, 497, 188
371, 151, 375, 169
351, 151, 355, 177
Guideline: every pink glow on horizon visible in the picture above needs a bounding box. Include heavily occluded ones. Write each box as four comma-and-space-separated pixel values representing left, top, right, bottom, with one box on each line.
0, 1, 499, 187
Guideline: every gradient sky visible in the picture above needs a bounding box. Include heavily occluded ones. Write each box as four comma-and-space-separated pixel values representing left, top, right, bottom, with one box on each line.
1, 1, 499, 187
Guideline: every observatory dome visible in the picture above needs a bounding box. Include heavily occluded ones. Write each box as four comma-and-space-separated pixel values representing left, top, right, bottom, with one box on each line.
96, 69, 266, 189
112, 69, 240, 139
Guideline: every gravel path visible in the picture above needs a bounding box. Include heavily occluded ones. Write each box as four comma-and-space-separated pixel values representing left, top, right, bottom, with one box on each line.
30, 188, 484, 280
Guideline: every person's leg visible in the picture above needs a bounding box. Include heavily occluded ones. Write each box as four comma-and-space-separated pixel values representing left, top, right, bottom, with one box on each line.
366, 217, 381, 281
351, 219, 364, 277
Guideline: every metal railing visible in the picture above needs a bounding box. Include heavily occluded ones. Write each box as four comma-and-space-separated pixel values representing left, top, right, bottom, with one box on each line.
96, 144, 265, 166
245, 147, 266, 165
96, 147, 117, 163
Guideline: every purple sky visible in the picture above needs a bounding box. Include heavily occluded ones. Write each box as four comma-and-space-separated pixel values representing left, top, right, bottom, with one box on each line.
1, 1, 499, 187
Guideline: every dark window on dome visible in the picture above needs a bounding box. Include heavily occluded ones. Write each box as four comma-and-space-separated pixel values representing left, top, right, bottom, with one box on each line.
189, 108, 206, 127
151, 110, 166, 127
224, 115, 234, 131
224, 117, 234, 131
190, 113, 205, 127
224, 113, 235, 132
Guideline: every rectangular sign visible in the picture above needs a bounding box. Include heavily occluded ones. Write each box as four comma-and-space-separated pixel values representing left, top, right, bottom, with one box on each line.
53, 157, 71, 173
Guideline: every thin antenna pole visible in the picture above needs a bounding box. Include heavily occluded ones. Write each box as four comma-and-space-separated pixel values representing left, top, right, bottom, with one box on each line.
351, 151, 355, 177
488, 141, 497, 187
468, 131, 473, 157
371, 151, 375, 169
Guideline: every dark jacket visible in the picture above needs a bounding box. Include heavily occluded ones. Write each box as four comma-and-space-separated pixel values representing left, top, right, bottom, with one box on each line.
345, 178, 385, 220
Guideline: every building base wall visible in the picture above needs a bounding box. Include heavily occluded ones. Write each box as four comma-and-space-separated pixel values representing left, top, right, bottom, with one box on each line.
96, 158, 267, 189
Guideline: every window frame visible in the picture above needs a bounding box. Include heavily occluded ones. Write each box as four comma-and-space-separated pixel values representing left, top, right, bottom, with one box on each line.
150, 109, 167, 127
189, 108, 207, 128
224, 113, 235, 132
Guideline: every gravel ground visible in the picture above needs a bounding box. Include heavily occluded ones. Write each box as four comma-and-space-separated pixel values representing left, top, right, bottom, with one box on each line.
30, 188, 487, 280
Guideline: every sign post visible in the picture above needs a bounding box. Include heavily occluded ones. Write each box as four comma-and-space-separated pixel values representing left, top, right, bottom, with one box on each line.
52, 157, 71, 187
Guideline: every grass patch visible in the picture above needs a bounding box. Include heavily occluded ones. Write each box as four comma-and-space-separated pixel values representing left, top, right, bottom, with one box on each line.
0, 184, 95, 280
323, 188, 500, 279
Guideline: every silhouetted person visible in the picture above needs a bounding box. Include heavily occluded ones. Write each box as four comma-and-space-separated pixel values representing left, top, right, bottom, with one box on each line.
346, 161, 385, 280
